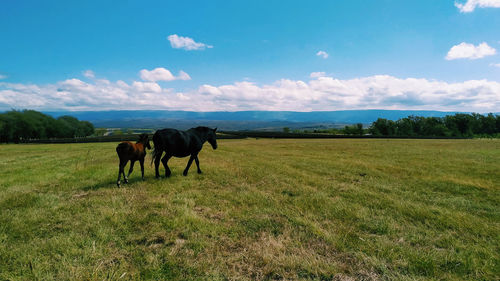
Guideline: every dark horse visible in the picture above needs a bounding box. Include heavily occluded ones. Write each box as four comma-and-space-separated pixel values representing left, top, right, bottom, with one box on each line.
152, 127, 217, 178
116, 133, 151, 187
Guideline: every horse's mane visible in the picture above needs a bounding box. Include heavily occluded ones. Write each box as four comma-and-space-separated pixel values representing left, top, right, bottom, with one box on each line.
194, 126, 210, 132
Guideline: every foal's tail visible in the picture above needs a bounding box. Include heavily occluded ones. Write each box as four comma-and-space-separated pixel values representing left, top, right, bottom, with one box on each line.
116, 142, 133, 159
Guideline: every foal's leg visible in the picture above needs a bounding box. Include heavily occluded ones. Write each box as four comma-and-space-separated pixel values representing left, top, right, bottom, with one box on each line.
127, 160, 135, 180
117, 159, 127, 187
140, 158, 145, 180
117, 160, 123, 187
183, 155, 195, 176
161, 154, 172, 177
194, 155, 202, 174
123, 160, 130, 184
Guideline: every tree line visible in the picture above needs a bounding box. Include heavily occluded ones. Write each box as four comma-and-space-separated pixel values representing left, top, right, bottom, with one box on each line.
1, 110, 499, 143
0, 110, 94, 143
295, 113, 500, 138
368, 113, 500, 137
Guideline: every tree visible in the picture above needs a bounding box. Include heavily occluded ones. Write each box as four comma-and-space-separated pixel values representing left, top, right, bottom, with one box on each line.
421, 117, 449, 137
343, 123, 363, 135
496, 115, 500, 134
452, 114, 473, 136
76, 121, 95, 137
0, 110, 95, 142
369, 118, 396, 136
396, 117, 415, 136
480, 113, 497, 135
369, 113, 500, 138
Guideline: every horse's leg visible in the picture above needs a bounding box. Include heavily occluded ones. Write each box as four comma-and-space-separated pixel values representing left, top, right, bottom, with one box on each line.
183, 155, 195, 176
140, 158, 145, 180
194, 155, 202, 174
154, 151, 162, 178
127, 160, 135, 179
161, 154, 172, 177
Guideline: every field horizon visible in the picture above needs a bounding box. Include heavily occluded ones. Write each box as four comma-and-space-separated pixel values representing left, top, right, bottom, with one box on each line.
1, 139, 499, 280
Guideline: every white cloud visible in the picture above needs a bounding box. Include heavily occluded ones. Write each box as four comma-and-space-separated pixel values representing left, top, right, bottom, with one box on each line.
139, 67, 191, 82
455, 0, 500, 13
0, 74, 7, 80
177, 70, 191, 81
310, 72, 326, 78
316, 51, 329, 59
140, 68, 175, 81
167, 34, 213, 51
132, 81, 162, 93
445, 42, 496, 60
83, 70, 95, 78
491, 63, 500, 67
1, 73, 499, 113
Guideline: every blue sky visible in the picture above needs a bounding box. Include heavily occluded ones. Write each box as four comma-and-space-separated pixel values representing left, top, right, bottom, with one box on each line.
1, 0, 499, 112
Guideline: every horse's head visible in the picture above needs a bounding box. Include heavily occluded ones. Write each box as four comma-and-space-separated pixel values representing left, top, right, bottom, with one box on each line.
138, 133, 151, 150
207, 127, 217, 150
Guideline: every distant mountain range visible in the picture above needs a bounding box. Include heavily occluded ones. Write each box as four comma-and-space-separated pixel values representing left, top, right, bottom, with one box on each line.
44, 110, 465, 130
43, 110, 465, 130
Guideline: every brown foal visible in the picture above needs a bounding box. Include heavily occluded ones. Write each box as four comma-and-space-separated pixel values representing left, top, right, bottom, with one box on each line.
116, 133, 151, 187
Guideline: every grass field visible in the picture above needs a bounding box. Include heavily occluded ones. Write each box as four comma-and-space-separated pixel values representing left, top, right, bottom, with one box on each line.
0, 139, 499, 280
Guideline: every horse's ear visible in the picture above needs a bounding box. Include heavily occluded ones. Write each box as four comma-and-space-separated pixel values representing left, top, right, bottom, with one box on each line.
213, 127, 217, 132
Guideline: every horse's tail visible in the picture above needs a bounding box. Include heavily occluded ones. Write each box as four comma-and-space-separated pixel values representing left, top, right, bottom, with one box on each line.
150, 132, 162, 166
150, 147, 162, 166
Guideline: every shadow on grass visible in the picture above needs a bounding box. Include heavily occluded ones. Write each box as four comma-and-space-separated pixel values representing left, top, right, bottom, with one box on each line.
81, 177, 156, 191
82, 180, 117, 191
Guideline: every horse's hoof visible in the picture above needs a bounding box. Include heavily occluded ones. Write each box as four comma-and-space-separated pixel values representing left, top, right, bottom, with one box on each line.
117, 182, 121, 187
197, 170, 202, 174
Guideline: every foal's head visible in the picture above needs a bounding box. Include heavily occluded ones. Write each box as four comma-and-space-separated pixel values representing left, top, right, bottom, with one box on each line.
138, 133, 151, 150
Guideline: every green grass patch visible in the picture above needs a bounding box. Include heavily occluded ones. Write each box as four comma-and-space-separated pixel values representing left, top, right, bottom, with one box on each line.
0, 139, 499, 280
